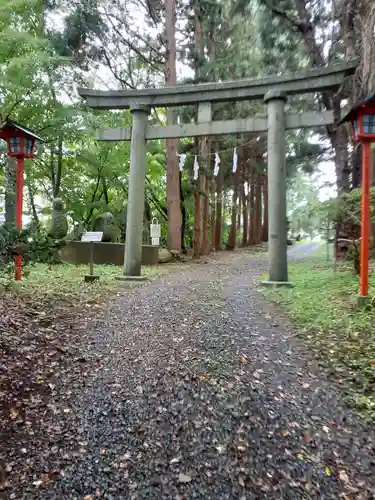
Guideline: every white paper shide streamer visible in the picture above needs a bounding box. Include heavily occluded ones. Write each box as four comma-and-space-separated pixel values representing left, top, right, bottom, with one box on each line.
232, 147, 238, 173
177, 153, 186, 172
193, 155, 199, 180
213, 152, 220, 177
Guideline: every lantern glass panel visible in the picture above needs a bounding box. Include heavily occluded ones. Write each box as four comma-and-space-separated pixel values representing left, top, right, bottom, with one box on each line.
9, 136, 21, 154
353, 120, 359, 136
363, 114, 375, 134
24, 138, 33, 155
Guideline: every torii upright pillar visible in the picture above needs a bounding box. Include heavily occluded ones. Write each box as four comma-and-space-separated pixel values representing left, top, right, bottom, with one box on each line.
262, 90, 291, 287
118, 103, 150, 280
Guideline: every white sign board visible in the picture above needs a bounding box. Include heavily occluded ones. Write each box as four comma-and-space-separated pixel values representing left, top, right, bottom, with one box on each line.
151, 237, 160, 246
81, 231, 103, 242
150, 218, 161, 239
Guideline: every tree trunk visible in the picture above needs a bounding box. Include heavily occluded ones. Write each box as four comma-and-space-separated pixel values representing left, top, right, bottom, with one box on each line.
254, 171, 262, 244
54, 138, 63, 198
179, 172, 187, 252
215, 156, 224, 250
241, 161, 248, 246
227, 166, 240, 250
210, 178, 216, 250
237, 195, 241, 230
27, 180, 39, 225
227, 192, 237, 250
241, 183, 248, 246
248, 168, 255, 245
193, 2, 209, 257
165, 0, 181, 253
193, 166, 201, 257
200, 168, 209, 255
262, 174, 268, 242
5, 157, 16, 227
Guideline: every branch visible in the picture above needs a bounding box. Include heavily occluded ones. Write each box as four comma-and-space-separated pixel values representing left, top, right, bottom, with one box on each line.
103, 11, 164, 70
259, 0, 307, 31
101, 48, 136, 89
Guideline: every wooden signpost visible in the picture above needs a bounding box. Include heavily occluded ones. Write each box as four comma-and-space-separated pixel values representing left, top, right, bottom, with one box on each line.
81, 231, 103, 282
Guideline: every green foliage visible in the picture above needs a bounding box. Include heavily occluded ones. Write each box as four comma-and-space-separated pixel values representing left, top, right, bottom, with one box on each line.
325, 188, 375, 227
0, 223, 68, 288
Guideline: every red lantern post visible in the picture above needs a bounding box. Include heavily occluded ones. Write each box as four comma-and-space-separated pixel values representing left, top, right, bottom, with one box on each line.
0, 121, 42, 280
360, 141, 371, 296
15, 157, 24, 280
339, 95, 375, 300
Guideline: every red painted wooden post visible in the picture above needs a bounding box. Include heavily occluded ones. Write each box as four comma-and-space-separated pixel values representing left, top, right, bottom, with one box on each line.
15, 157, 24, 281
360, 142, 371, 296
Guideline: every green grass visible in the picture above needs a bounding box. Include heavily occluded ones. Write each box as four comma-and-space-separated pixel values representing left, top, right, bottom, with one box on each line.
15, 262, 164, 299
263, 246, 375, 419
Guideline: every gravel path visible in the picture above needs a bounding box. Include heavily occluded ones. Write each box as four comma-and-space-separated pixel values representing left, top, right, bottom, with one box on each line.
287, 241, 323, 260
4, 251, 375, 499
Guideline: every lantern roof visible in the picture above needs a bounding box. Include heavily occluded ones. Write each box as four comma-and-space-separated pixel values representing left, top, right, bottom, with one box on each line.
0, 120, 44, 141
338, 93, 375, 125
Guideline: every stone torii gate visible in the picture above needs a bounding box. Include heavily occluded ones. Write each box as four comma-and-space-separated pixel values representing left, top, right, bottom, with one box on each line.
78, 60, 357, 283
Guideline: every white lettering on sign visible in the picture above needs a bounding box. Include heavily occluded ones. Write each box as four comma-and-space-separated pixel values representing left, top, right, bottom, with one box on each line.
81, 231, 103, 242
151, 237, 160, 246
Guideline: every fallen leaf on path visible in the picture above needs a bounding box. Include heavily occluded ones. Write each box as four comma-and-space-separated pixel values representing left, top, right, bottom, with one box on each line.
324, 466, 333, 476
339, 470, 349, 483
178, 473, 192, 483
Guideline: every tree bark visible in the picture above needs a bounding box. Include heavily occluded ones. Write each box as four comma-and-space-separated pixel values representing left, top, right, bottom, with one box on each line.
193, 178, 201, 256
179, 172, 187, 252
227, 164, 240, 250
193, 3, 208, 257
26, 180, 39, 225
262, 174, 268, 242
241, 160, 248, 246
248, 167, 255, 245
54, 137, 63, 198
254, 171, 262, 244
165, 0, 181, 253
214, 156, 224, 250
199, 166, 209, 255
210, 178, 216, 250
237, 195, 241, 230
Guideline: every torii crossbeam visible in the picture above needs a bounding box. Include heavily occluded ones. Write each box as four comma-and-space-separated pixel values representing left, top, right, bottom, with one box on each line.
78, 59, 357, 283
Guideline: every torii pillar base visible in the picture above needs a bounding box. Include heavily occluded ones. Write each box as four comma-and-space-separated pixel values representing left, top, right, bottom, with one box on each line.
261, 280, 293, 288
115, 275, 148, 282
